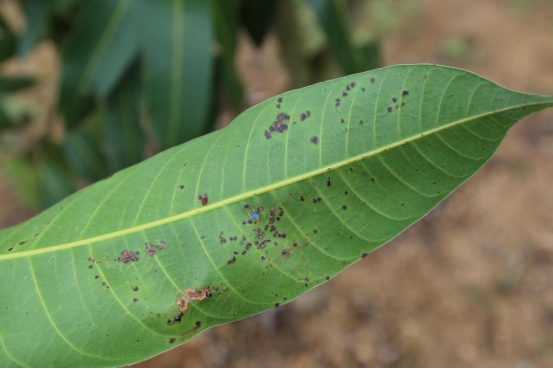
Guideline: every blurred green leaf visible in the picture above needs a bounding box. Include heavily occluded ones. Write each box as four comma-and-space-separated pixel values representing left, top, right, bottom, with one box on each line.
104, 62, 145, 172
0, 11, 16, 63
36, 160, 75, 208
240, 0, 278, 47
59, 0, 138, 126
62, 127, 109, 182
3, 158, 41, 209
212, 0, 244, 112
0, 77, 35, 93
307, 0, 374, 75
138, 0, 214, 149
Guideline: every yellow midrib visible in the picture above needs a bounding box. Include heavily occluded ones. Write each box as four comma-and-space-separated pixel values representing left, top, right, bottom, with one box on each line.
1, 101, 551, 262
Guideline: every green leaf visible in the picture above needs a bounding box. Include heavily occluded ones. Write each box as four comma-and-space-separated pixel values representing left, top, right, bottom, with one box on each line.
0, 77, 35, 93
2, 158, 41, 209
62, 128, 109, 183
59, 0, 138, 126
239, 0, 279, 47
35, 160, 76, 208
0, 65, 551, 367
307, 0, 369, 74
103, 62, 145, 172
139, 0, 214, 149
212, 0, 244, 112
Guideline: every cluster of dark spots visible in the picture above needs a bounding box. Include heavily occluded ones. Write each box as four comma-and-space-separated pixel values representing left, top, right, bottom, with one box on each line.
132, 286, 139, 292
229, 236, 238, 241
402, 90, 409, 96
312, 197, 322, 203
359, 120, 364, 125
259, 239, 270, 249
276, 104, 281, 109
304, 277, 310, 282
362, 253, 368, 258
177, 185, 185, 190
370, 77, 375, 84
198, 194, 209, 206
310, 136, 319, 145
361, 87, 366, 92
342, 205, 348, 210
268, 113, 290, 134
227, 256, 236, 265
387, 107, 393, 113
102, 281, 110, 289
265, 130, 272, 139
145, 241, 168, 257
219, 232, 227, 244
118, 250, 139, 263
300, 111, 311, 121
335, 98, 340, 108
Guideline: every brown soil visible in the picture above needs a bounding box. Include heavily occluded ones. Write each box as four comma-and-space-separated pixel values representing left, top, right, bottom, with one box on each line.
2, 0, 553, 367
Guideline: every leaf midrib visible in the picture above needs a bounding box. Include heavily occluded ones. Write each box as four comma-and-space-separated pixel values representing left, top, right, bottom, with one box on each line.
1, 101, 550, 262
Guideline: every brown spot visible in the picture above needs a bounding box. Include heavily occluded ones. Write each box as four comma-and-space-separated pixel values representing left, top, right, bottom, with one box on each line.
268, 113, 290, 134
198, 195, 208, 206
227, 256, 236, 264
402, 90, 409, 96
117, 250, 139, 264
176, 288, 212, 314
145, 241, 168, 257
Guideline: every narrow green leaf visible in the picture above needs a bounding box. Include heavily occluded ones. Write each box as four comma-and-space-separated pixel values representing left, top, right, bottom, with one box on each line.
212, 0, 244, 112
104, 62, 145, 172
35, 161, 76, 208
62, 128, 109, 183
240, 0, 279, 47
59, 0, 138, 126
0, 65, 551, 367
0, 77, 35, 93
307, 0, 367, 74
139, 0, 214, 149
2, 158, 41, 209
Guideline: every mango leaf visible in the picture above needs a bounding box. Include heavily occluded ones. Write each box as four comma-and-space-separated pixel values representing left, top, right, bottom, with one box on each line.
240, 0, 279, 47
307, 0, 369, 74
103, 62, 145, 173
62, 128, 109, 183
139, 0, 214, 149
59, 0, 138, 126
0, 65, 552, 367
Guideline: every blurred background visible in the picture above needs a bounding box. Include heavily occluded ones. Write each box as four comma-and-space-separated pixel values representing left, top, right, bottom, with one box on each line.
1, 0, 553, 366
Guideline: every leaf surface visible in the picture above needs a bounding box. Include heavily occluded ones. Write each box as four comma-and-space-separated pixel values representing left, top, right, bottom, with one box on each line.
0, 65, 551, 367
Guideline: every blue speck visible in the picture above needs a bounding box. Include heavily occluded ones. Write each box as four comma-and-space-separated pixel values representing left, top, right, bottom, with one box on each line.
252, 214, 260, 220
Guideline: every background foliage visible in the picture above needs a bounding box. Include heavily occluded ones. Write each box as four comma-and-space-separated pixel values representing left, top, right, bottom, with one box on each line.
0, 0, 380, 210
